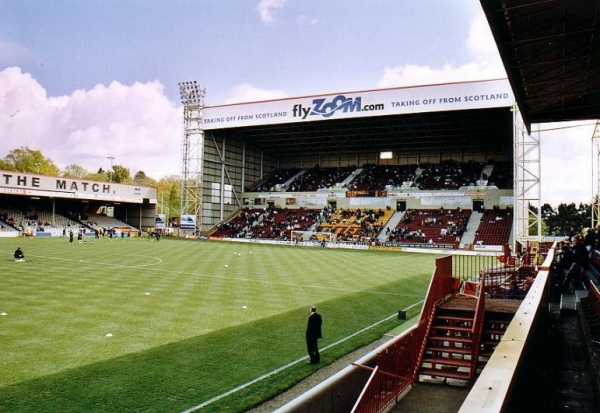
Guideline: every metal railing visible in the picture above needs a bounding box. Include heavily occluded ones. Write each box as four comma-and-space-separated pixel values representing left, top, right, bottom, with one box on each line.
351, 256, 454, 413
469, 271, 486, 383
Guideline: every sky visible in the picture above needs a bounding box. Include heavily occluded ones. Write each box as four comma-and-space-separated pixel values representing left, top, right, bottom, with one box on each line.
0, 0, 596, 206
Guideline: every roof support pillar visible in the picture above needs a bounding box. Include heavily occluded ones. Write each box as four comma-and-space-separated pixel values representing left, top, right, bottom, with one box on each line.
513, 105, 542, 248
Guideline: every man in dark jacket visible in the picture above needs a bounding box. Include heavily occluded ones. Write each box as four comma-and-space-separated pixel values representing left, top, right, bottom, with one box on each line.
562, 236, 589, 292
13, 247, 25, 261
306, 306, 322, 364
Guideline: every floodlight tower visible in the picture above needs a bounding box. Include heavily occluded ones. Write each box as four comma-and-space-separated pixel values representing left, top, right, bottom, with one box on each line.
178, 81, 205, 232
513, 105, 542, 246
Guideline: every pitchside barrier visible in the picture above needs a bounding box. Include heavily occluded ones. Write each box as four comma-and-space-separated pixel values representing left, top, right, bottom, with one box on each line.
277, 249, 555, 413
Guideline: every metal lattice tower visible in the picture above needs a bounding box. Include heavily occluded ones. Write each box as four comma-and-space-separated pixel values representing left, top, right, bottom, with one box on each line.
513, 105, 542, 247
178, 81, 205, 231
591, 120, 600, 228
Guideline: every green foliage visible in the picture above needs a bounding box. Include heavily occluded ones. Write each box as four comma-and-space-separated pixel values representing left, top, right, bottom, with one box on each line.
133, 170, 155, 186
543, 202, 592, 235
2, 146, 60, 175
154, 175, 181, 219
0, 148, 165, 186
0, 238, 436, 412
60, 163, 89, 178
109, 164, 130, 183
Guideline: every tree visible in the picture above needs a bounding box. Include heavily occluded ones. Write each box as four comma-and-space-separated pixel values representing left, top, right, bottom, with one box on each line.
541, 203, 558, 235
155, 175, 181, 223
547, 202, 592, 236
2, 147, 60, 175
109, 165, 131, 184
61, 164, 89, 179
85, 168, 109, 182
168, 181, 180, 215
133, 170, 154, 186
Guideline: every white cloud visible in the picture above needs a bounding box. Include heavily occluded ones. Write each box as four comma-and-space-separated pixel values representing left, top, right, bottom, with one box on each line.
466, 12, 499, 60
0, 67, 182, 180
539, 121, 597, 206
376, 12, 595, 207
257, 0, 286, 24
225, 82, 287, 104
377, 12, 505, 88
297, 15, 318, 26
0, 35, 28, 64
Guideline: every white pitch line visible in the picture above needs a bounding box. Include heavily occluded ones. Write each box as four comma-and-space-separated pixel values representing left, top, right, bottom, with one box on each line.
180, 300, 424, 413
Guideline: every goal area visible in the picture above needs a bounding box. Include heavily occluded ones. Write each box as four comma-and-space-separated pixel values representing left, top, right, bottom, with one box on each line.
290, 230, 335, 246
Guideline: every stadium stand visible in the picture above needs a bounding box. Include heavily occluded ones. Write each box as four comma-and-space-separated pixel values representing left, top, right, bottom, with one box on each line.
317, 207, 395, 243
414, 160, 480, 190
249, 207, 322, 239
210, 208, 264, 238
245, 160, 512, 194
207, 159, 520, 247
346, 164, 416, 191
80, 213, 137, 234
473, 207, 513, 246
0, 203, 147, 238
486, 160, 513, 189
249, 168, 303, 192
0, 208, 79, 235
288, 166, 357, 192
387, 208, 471, 246
210, 207, 323, 240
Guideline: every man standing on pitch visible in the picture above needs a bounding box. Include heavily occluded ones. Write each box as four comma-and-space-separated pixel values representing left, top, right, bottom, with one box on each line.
306, 306, 322, 364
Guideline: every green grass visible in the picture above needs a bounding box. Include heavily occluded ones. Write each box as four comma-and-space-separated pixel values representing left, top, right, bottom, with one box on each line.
0, 237, 440, 412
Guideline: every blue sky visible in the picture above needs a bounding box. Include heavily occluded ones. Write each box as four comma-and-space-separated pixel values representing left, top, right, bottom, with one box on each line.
0, 0, 595, 206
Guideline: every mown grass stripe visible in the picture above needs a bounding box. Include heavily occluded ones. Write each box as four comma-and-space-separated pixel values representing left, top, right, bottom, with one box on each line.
0, 237, 439, 412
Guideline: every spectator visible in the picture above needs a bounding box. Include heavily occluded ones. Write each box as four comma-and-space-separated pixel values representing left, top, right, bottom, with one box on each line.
502, 279, 520, 298
520, 275, 534, 293
561, 236, 589, 292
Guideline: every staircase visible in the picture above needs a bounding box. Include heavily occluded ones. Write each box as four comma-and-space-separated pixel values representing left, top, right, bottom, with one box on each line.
417, 298, 514, 385
460, 211, 482, 246
377, 210, 404, 242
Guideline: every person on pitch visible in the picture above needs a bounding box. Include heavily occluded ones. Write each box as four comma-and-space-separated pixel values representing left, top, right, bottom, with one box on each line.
14, 247, 25, 261
305, 306, 323, 364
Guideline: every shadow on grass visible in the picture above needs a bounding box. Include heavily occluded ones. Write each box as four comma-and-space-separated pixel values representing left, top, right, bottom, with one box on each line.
0, 276, 426, 412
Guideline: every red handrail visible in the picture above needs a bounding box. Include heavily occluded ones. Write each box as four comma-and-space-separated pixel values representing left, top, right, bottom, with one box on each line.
469, 271, 486, 383
351, 256, 454, 413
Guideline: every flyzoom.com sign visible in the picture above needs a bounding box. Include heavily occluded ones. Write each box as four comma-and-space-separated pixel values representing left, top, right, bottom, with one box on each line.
203, 93, 384, 129
202, 79, 514, 130
291, 95, 384, 119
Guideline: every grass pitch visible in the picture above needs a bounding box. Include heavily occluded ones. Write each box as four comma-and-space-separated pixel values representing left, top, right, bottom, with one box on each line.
0, 237, 440, 412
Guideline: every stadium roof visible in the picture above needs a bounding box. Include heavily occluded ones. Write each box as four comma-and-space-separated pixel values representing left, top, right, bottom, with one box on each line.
481, 0, 600, 130
213, 107, 513, 159
204, 80, 515, 159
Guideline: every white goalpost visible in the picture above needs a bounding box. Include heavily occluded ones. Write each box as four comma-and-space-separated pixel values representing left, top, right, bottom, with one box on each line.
290, 230, 336, 246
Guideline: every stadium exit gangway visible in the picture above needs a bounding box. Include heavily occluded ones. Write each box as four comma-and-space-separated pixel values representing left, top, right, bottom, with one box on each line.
350, 255, 528, 413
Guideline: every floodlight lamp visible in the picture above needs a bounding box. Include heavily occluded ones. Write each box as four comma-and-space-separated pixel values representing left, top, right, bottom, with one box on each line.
179, 80, 205, 105
380, 151, 393, 160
